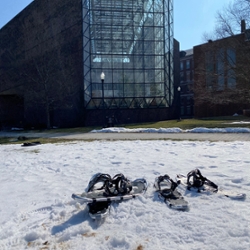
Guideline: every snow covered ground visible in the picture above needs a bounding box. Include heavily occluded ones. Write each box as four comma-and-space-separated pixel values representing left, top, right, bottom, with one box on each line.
0, 137, 250, 249
91, 127, 250, 133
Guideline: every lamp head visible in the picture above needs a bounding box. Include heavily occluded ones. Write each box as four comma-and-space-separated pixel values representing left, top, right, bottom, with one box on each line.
100, 72, 105, 80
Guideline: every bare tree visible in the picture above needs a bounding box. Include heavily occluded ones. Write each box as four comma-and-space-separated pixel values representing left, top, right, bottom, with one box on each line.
0, 48, 77, 129
216, 0, 249, 37
24, 55, 56, 129
23, 52, 77, 129
203, 0, 250, 41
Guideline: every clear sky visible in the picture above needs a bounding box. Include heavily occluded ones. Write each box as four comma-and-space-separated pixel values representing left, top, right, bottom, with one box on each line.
0, 0, 231, 51
174, 0, 231, 50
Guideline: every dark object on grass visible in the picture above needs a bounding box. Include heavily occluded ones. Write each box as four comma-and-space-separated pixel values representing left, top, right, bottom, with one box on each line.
21, 141, 41, 147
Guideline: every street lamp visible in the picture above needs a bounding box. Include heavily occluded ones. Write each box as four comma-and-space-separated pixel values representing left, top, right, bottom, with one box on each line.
177, 86, 181, 121
100, 72, 105, 84
100, 72, 105, 109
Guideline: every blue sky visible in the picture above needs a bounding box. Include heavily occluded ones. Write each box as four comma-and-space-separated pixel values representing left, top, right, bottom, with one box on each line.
0, 0, 230, 50
174, 0, 231, 50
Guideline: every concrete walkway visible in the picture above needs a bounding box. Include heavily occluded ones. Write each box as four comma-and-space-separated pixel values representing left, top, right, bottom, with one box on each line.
1, 131, 250, 141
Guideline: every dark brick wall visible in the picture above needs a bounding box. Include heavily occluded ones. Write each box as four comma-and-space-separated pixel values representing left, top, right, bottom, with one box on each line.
193, 33, 250, 118
84, 107, 173, 127
0, 0, 83, 128
0, 95, 24, 129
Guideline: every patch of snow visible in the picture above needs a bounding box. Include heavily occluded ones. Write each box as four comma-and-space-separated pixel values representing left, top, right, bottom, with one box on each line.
91, 127, 250, 133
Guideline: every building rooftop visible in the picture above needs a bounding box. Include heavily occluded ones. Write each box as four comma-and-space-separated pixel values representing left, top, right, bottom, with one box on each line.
180, 48, 193, 58
184, 48, 193, 56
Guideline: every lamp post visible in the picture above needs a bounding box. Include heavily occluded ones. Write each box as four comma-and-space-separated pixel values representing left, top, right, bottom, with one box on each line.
177, 86, 181, 121
100, 72, 105, 109
100, 72, 106, 127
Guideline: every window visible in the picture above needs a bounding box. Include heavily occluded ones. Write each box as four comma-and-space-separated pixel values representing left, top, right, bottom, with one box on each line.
186, 71, 190, 81
180, 72, 184, 83
205, 51, 214, 89
83, 0, 174, 109
180, 61, 184, 71
216, 48, 224, 90
227, 48, 236, 89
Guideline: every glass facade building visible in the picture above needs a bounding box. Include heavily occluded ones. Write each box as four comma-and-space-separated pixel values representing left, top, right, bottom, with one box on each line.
82, 0, 174, 110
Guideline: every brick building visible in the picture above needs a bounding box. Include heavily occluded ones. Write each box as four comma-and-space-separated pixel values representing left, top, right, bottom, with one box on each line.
179, 49, 194, 118
193, 21, 250, 117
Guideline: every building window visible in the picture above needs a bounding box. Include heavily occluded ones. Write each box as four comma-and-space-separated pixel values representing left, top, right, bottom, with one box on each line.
227, 48, 236, 89
216, 48, 225, 90
180, 61, 184, 71
180, 72, 184, 83
206, 48, 236, 90
186, 71, 190, 81
205, 51, 214, 89
186, 60, 190, 69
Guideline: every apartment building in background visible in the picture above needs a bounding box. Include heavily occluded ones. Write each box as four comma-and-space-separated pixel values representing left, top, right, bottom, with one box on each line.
193, 20, 250, 117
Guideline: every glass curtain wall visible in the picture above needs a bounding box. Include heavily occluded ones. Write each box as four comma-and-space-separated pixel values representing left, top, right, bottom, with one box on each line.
82, 0, 173, 109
